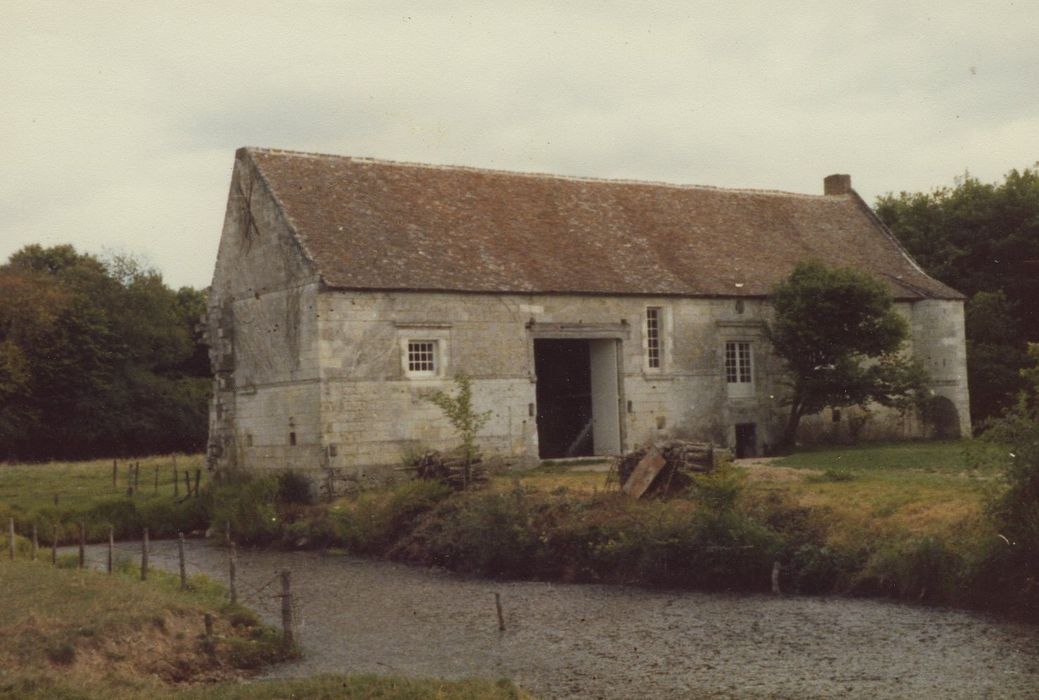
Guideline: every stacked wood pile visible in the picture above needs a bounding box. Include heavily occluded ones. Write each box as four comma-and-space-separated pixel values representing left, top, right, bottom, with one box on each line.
618, 440, 723, 498
412, 450, 487, 490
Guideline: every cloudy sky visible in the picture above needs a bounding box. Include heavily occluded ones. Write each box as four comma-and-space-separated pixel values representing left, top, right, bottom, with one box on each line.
3, 2, 1037, 289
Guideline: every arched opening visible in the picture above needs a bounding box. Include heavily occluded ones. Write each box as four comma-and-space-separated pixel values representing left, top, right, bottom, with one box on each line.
928, 396, 961, 439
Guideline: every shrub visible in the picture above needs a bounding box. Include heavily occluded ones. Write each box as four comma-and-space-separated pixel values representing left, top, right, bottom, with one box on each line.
787, 543, 861, 594
857, 536, 967, 602
136, 496, 209, 538
81, 499, 141, 538
276, 470, 315, 506
208, 474, 280, 544
689, 465, 746, 511
333, 479, 453, 555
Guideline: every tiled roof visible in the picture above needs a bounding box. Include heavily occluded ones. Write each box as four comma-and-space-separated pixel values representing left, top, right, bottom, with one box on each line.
241, 147, 962, 300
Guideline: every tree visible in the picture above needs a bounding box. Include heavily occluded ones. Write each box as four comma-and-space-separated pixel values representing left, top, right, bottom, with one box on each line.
423, 373, 491, 488
0, 244, 211, 460
981, 344, 1039, 614
876, 166, 1039, 424
768, 261, 927, 449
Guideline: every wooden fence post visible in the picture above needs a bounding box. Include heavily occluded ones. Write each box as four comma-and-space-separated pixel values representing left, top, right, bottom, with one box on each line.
228, 542, 238, 605
495, 592, 505, 632
183, 471, 191, 498
31, 523, 38, 561
8, 518, 14, 561
280, 570, 294, 647
141, 528, 149, 581
178, 532, 188, 589
174, 467, 179, 497
107, 526, 114, 574
127, 464, 134, 497
78, 522, 85, 569
134, 462, 140, 492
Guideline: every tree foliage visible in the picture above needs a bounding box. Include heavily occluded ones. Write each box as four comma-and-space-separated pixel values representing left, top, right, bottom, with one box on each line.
422, 373, 491, 467
0, 244, 210, 460
768, 261, 927, 448
981, 344, 1039, 613
875, 166, 1039, 423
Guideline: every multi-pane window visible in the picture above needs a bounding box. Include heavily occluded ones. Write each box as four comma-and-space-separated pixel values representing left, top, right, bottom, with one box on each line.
646, 307, 662, 369
725, 341, 752, 384
407, 341, 436, 374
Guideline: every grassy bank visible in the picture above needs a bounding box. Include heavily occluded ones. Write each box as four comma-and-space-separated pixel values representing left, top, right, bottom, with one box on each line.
209, 439, 1030, 617
0, 556, 526, 700
0, 555, 289, 699
1, 440, 1031, 620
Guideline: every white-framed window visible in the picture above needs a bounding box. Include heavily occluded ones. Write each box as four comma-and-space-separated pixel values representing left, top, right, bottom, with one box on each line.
725, 341, 754, 397
407, 340, 437, 375
396, 324, 450, 379
646, 307, 662, 369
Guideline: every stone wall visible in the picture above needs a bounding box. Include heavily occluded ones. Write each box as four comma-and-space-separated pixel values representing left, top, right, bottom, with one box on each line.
205, 154, 323, 472
316, 291, 791, 477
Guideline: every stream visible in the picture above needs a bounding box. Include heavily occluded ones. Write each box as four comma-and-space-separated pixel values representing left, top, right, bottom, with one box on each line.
80, 540, 1039, 699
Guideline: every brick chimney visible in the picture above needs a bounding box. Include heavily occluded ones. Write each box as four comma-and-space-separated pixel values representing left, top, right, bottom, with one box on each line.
824, 174, 852, 195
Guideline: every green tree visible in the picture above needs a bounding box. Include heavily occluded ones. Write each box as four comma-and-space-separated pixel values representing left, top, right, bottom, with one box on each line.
876, 165, 1039, 423
0, 244, 211, 460
768, 261, 927, 449
423, 373, 491, 488
981, 344, 1039, 614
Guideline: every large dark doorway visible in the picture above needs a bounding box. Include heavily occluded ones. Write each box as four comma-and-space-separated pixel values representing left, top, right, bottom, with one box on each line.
929, 396, 962, 439
534, 339, 593, 458
735, 423, 757, 458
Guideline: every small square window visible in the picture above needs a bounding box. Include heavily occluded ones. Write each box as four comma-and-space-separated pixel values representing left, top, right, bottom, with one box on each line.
407, 340, 437, 374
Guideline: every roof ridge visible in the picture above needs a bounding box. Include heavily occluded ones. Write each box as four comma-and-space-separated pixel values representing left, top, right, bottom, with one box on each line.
241, 146, 837, 201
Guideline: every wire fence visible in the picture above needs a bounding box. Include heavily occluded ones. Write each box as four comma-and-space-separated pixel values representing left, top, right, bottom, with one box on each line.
4, 517, 302, 643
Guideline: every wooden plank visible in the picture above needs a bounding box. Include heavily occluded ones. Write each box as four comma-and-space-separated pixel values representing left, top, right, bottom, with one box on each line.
621, 447, 667, 499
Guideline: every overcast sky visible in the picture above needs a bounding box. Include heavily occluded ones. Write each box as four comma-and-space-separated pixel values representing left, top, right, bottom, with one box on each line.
3, 2, 1037, 289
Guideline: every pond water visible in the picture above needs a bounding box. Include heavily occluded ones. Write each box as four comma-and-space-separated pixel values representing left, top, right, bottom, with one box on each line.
81, 540, 1039, 699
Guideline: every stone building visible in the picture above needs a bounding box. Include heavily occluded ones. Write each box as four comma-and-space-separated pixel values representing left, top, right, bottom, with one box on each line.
205, 147, 970, 477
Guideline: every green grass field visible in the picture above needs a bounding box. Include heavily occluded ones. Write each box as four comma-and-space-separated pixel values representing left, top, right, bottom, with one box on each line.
752, 440, 1002, 549
0, 453, 206, 515
0, 454, 210, 543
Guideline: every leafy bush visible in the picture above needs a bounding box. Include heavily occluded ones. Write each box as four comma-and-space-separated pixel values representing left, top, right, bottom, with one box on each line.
787, 543, 861, 594
859, 536, 967, 602
689, 465, 746, 511
208, 474, 280, 544
136, 495, 209, 538
974, 345, 1039, 612
333, 479, 453, 555
276, 470, 315, 506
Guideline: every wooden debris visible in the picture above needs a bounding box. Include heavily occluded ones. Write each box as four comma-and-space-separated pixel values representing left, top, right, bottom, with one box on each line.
618, 440, 722, 498
410, 449, 487, 490
621, 447, 667, 499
